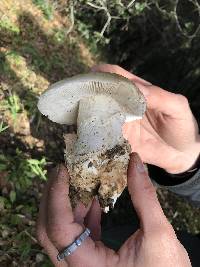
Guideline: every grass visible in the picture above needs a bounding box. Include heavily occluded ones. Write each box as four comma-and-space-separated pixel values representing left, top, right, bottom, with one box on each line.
27, 158, 47, 181
0, 150, 49, 265
0, 121, 9, 133
0, 151, 46, 193
7, 93, 21, 121
0, 17, 20, 34
32, 0, 54, 20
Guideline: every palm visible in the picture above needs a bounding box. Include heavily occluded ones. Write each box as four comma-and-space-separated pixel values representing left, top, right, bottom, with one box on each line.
124, 106, 199, 172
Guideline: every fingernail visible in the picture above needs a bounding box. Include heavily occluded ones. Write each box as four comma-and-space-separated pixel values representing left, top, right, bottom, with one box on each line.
133, 153, 146, 173
135, 82, 150, 97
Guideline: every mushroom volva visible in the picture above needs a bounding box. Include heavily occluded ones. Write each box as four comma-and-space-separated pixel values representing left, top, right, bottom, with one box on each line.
37, 72, 146, 212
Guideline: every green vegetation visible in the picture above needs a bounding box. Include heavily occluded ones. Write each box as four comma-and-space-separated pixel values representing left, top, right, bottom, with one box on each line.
0, 151, 48, 265
0, 17, 20, 34
32, 0, 54, 20
6, 93, 21, 121
0, 151, 46, 197
27, 158, 47, 180
0, 0, 199, 266
0, 121, 9, 133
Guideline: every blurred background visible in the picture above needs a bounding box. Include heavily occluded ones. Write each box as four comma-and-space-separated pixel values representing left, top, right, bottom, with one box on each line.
0, 0, 200, 266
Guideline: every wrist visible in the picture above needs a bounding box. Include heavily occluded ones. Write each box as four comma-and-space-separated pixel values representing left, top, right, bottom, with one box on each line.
165, 141, 200, 174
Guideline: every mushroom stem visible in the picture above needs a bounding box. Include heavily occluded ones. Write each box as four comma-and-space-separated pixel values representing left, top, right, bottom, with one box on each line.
75, 95, 126, 155
65, 95, 131, 211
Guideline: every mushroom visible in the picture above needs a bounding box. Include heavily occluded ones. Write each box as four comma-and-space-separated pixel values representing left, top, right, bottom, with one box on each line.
37, 72, 146, 212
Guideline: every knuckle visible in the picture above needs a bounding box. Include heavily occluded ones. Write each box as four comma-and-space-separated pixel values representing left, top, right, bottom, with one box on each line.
152, 223, 176, 242
176, 94, 189, 106
161, 224, 176, 238
113, 64, 120, 69
112, 64, 121, 72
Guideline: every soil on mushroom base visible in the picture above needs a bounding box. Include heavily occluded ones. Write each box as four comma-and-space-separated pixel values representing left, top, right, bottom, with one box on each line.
68, 142, 130, 210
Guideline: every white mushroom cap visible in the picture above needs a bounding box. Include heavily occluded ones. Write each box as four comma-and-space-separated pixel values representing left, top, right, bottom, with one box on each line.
37, 72, 146, 125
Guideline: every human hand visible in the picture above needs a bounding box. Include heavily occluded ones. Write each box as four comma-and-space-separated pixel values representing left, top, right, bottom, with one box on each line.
36, 155, 191, 267
92, 64, 200, 174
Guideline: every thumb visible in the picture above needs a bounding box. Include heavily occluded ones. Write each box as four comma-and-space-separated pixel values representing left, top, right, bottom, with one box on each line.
127, 153, 169, 233
134, 82, 188, 118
